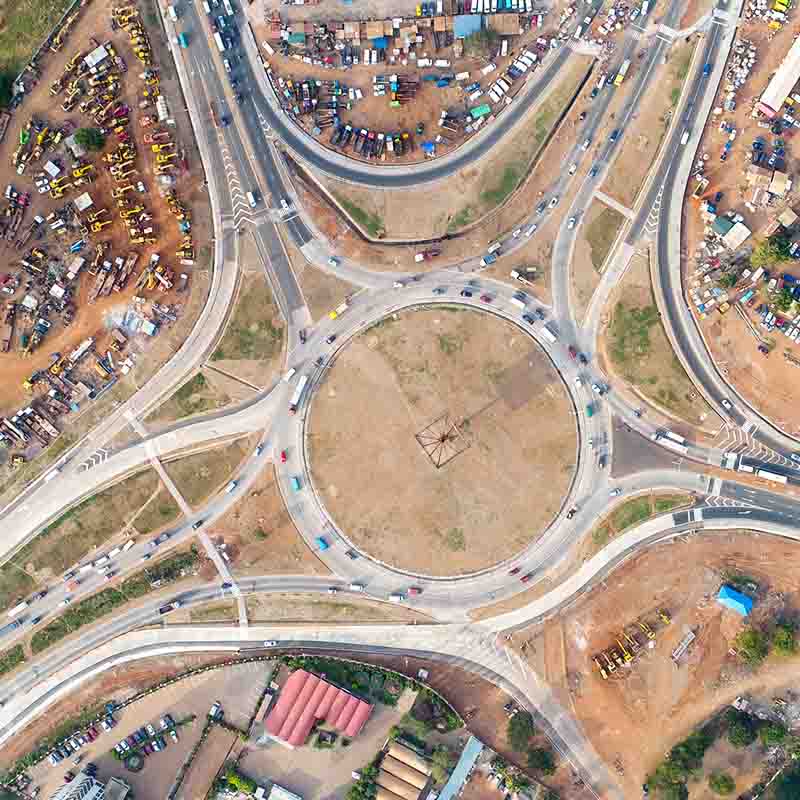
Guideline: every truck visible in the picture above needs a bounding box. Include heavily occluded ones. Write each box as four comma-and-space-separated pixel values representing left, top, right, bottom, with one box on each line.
7, 601, 28, 618
540, 326, 558, 343
680, 128, 690, 145
614, 59, 631, 87
213, 31, 226, 53
167, 4, 178, 21
0, 619, 23, 639
289, 375, 309, 414
222, 0, 234, 14
649, 431, 688, 455
480, 253, 498, 267
158, 600, 183, 615
757, 468, 788, 484
414, 248, 441, 262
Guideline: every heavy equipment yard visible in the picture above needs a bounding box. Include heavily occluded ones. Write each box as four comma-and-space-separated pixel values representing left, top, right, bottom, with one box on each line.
0, 2, 203, 469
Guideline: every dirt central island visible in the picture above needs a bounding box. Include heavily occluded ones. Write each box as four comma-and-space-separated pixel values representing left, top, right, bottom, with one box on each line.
307, 307, 578, 576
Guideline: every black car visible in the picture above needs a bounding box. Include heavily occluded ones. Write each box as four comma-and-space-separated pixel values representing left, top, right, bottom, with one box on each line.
222, 582, 233, 589
578, 111, 587, 121
234, 92, 243, 104
566, 507, 577, 519
536, 202, 546, 214
578, 353, 588, 365
609, 129, 620, 142
535, 308, 546, 320
30, 615, 42, 625
325, 334, 336, 345
460, 289, 473, 298
345, 549, 359, 560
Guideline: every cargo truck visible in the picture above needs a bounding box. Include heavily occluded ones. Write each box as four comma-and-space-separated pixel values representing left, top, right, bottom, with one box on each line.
614, 59, 630, 86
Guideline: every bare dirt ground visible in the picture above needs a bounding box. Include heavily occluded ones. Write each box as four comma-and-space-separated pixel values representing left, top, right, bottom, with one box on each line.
511, 530, 800, 796
210, 465, 328, 577
600, 247, 715, 428
602, 38, 698, 209
314, 55, 593, 241
163, 435, 258, 509
309, 307, 576, 576
681, 17, 800, 433
176, 727, 239, 800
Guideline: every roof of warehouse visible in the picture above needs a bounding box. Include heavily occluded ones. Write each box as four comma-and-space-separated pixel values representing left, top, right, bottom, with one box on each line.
717, 585, 753, 616
453, 14, 482, 37
264, 669, 373, 747
760, 34, 800, 113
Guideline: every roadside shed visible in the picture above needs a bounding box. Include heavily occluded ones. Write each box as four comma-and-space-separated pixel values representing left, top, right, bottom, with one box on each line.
758, 33, 800, 116
769, 170, 791, 198
717, 585, 753, 616
722, 221, 752, 250
779, 207, 798, 228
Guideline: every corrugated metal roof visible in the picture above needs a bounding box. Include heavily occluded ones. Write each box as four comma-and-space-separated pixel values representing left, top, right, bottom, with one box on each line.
438, 736, 484, 800
760, 34, 800, 113
453, 14, 482, 38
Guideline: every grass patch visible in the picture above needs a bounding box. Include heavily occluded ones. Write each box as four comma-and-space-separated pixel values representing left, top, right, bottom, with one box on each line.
609, 497, 651, 532
190, 601, 236, 622
586, 206, 625, 271
437, 333, 463, 355
447, 206, 474, 233
592, 525, 611, 549
334, 193, 385, 238
444, 528, 466, 551
30, 550, 199, 654
163, 438, 251, 507
0, 470, 160, 612
132, 491, 181, 535
653, 494, 688, 514
609, 303, 660, 366
480, 164, 524, 210
0, 644, 25, 677
211, 274, 283, 362
670, 87, 681, 107
673, 47, 694, 81
149, 372, 228, 422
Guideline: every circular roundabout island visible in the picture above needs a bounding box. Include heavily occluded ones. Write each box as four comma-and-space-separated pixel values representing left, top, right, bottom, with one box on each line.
308, 307, 578, 576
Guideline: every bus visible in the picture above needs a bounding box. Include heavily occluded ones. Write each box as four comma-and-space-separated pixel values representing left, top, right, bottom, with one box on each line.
223, 0, 234, 15
650, 432, 688, 455
487, 240, 502, 254
289, 375, 309, 414
614, 59, 631, 87
213, 31, 226, 52
757, 469, 788, 484
662, 430, 687, 446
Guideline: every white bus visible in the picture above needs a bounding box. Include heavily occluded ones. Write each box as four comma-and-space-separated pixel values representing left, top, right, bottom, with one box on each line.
7, 601, 28, 619
214, 31, 226, 52
289, 375, 309, 414
540, 327, 557, 344
662, 430, 687, 446
757, 469, 788, 484
223, 0, 234, 15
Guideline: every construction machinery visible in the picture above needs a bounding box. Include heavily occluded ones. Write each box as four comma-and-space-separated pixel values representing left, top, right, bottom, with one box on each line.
87, 208, 108, 223
593, 657, 608, 680
601, 652, 616, 673
72, 164, 93, 178
658, 610, 672, 625
91, 220, 112, 233
622, 631, 641, 653
156, 152, 177, 164
638, 621, 656, 640
616, 639, 633, 663
112, 185, 134, 199
150, 142, 175, 153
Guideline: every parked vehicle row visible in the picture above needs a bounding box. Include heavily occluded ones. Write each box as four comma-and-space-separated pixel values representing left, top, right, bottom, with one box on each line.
113, 713, 178, 758
329, 124, 415, 159
48, 715, 116, 765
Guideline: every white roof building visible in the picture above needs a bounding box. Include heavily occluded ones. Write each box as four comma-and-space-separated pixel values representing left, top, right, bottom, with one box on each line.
759, 34, 800, 115
74, 192, 94, 212
84, 44, 109, 69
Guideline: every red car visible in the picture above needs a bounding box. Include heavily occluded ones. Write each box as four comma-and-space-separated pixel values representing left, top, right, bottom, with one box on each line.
568, 345, 577, 360
408, 586, 422, 596
520, 572, 534, 583
480, 294, 493, 303
280, 450, 288, 463
508, 567, 521, 575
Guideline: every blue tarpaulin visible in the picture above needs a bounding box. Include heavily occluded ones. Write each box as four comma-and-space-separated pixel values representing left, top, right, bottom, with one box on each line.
717, 585, 753, 616
372, 36, 389, 49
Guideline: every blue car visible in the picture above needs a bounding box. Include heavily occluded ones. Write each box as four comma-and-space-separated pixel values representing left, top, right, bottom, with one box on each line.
315, 537, 330, 551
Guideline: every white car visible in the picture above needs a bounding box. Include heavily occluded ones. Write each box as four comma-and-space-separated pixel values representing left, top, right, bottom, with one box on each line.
1, 286, 14, 295
525, 224, 537, 237
327, 256, 339, 267
609, 488, 621, 497
568, 163, 577, 175
512, 228, 522, 238
263, 640, 278, 647
592, 383, 603, 395
721, 398, 732, 410
581, 138, 591, 151
548, 195, 560, 208
567, 217, 576, 229
574, 375, 582, 386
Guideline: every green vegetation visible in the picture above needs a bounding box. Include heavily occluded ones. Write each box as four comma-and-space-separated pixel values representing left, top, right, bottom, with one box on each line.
211, 276, 283, 362
726, 709, 757, 748
334, 194, 385, 238
647, 724, 716, 798
431, 746, 458, 785
527, 747, 556, 775
346, 760, 380, 800
443, 527, 466, 552
74, 127, 105, 151
775, 767, 800, 800
586, 206, 625, 271
0, 0, 75, 106
462, 27, 499, 58
507, 711, 536, 751
480, 164, 524, 210
759, 722, 787, 747
609, 497, 651, 532
653, 495, 687, 514
708, 773, 735, 795
733, 627, 769, 666
673, 47, 694, 81
152, 372, 228, 420
670, 87, 681, 107
773, 624, 796, 655
409, 687, 462, 732
490, 757, 531, 794
447, 206, 474, 232
222, 767, 256, 794
437, 333, 463, 355
750, 235, 792, 268
609, 303, 660, 366
30, 550, 198, 654
0, 644, 25, 677
132, 492, 181, 535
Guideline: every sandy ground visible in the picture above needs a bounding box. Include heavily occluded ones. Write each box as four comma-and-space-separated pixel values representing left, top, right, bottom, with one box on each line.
205, 464, 329, 577
602, 37, 698, 209
511, 530, 800, 796
600, 247, 715, 428
309, 307, 576, 576
681, 16, 800, 433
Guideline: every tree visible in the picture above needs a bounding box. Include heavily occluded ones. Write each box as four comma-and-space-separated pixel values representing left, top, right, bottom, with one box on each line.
719, 272, 738, 288
507, 711, 535, 752
726, 710, 757, 748
659, 786, 689, 800
759, 722, 787, 747
709, 772, 735, 795
527, 747, 556, 775
431, 747, 457, 784
751, 236, 792, 268
773, 624, 796, 655
776, 287, 795, 312
504, 771, 531, 794
733, 627, 769, 665
74, 127, 106, 151
775, 768, 800, 800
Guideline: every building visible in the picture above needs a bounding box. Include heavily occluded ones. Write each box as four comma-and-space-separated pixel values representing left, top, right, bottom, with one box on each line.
374, 742, 432, 800
264, 669, 373, 747
722, 221, 752, 250
769, 170, 792, 198
438, 736, 485, 800
717, 585, 753, 616
104, 778, 131, 800
48, 773, 106, 800
453, 14, 482, 38
758, 33, 800, 117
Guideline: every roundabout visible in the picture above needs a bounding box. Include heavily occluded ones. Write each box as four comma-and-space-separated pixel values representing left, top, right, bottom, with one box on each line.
306, 307, 578, 576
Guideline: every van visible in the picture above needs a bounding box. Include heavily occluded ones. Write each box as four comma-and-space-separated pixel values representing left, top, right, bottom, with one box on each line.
389, 594, 405, 603
225, 480, 237, 493
246, 191, 257, 208
108, 547, 121, 559
349, 583, 365, 592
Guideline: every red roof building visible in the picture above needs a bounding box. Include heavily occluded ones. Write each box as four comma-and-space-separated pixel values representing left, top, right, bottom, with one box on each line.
265, 669, 374, 747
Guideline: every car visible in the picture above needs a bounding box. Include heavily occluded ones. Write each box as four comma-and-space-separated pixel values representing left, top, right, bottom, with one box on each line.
548, 195, 559, 208
480, 294, 493, 303
566, 507, 577, 519
512, 227, 522, 238
460, 289, 473, 297
567, 216, 576, 229
104, 570, 116, 581
589, 166, 598, 178
234, 92, 243, 104
164, 713, 175, 727
170, 730, 178, 742
590, 87, 599, 98
721, 398, 732, 410
192, 520, 203, 530
325, 334, 336, 345
536, 202, 546, 215
101, 719, 111, 732
263, 640, 278, 647
525, 224, 537, 237
345, 549, 359, 560
222, 582, 233, 589
520, 572, 534, 583
574, 375, 582, 387
132, 731, 143, 744
30, 615, 42, 625
141, 553, 152, 561
581, 138, 591, 150
591, 383, 603, 395
223, 58, 231, 72
610, 488, 621, 497
315, 536, 329, 551
60, 596, 72, 607
146, 723, 156, 736
126, 735, 136, 747
327, 256, 339, 267
703, 62, 712, 76
522, 313, 535, 325
1, 286, 14, 295
64, 772, 76, 782
432, 286, 447, 295
152, 740, 161, 752
327, 587, 338, 595
568, 346, 577, 359
609, 129, 620, 142
535, 308, 546, 320
568, 163, 577, 175
578, 353, 588, 365
143, 743, 153, 755
158, 736, 167, 748
578, 111, 587, 121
